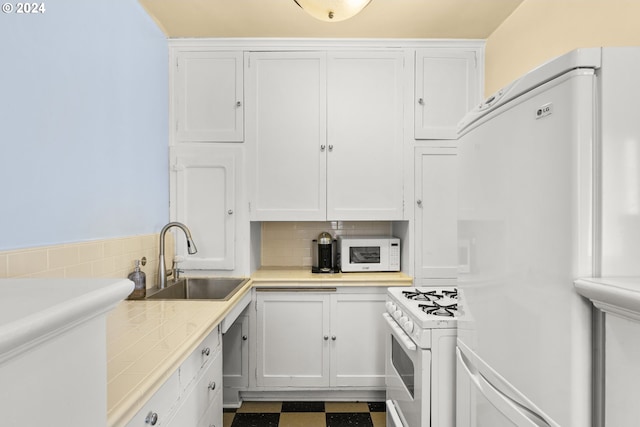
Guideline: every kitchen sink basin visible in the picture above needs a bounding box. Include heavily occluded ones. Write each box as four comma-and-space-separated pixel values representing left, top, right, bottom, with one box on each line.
146, 277, 249, 301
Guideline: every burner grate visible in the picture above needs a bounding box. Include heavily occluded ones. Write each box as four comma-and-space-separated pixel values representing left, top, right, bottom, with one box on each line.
418, 302, 458, 317
402, 289, 458, 302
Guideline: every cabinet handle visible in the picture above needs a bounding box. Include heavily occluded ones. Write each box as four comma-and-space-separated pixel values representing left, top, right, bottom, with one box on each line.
324, 335, 329, 340
328, 145, 334, 152
320, 145, 326, 152
228, 209, 234, 215
208, 381, 216, 391
236, 101, 242, 107
242, 335, 248, 341
202, 347, 211, 356
331, 335, 337, 341
416, 199, 423, 207
145, 412, 158, 425
418, 98, 425, 106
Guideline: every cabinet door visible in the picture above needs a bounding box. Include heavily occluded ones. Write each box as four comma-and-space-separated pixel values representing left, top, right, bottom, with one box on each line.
222, 314, 249, 389
326, 51, 404, 220
246, 52, 327, 221
415, 49, 479, 140
171, 147, 236, 270
330, 292, 387, 387
256, 291, 330, 387
414, 147, 458, 279
174, 51, 243, 142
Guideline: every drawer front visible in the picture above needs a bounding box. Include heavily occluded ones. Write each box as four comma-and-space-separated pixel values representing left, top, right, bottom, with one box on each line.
124, 370, 180, 427
180, 326, 221, 392
169, 351, 222, 426
197, 387, 223, 427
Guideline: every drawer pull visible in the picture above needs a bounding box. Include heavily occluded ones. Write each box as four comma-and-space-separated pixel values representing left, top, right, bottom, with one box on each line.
202, 347, 211, 356
208, 381, 216, 391
145, 412, 158, 425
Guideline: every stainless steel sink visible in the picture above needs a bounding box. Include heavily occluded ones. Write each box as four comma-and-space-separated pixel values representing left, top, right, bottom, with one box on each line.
146, 277, 249, 301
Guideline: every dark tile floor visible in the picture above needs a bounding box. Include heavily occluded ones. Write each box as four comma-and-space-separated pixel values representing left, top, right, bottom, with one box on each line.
224, 401, 386, 427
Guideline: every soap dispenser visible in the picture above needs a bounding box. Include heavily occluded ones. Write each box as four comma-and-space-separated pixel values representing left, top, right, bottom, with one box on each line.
127, 259, 146, 300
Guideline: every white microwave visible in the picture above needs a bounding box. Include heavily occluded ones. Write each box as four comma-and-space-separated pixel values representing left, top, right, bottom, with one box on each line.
338, 236, 400, 272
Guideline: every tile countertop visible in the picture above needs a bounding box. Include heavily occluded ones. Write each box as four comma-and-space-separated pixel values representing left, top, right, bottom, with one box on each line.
107, 268, 412, 426
106, 278, 252, 427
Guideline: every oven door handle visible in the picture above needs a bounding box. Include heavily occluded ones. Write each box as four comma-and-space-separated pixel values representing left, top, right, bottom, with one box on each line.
382, 312, 417, 351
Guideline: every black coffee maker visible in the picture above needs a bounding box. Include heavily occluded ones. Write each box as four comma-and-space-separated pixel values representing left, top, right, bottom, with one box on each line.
312, 231, 337, 273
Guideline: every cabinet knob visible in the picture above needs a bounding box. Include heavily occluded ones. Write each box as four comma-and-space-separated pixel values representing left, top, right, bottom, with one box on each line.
416, 199, 423, 207
320, 145, 326, 152
242, 335, 248, 341
331, 335, 337, 341
228, 209, 234, 215
236, 101, 242, 107
145, 412, 158, 425
208, 381, 216, 391
202, 347, 211, 356
324, 335, 329, 340
418, 98, 425, 106
328, 145, 334, 152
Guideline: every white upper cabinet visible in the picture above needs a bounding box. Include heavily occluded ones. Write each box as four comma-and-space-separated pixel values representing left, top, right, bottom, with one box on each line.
246, 51, 327, 221
170, 146, 238, 270
414, 147, 458, 279
173, 51, 244, 143
415, 49, 481, 140
246, 50, 404, 221
326, 52, 404, 220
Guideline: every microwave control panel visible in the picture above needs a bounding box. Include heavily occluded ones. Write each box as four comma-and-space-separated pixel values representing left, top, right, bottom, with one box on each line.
390, 242, 400, 270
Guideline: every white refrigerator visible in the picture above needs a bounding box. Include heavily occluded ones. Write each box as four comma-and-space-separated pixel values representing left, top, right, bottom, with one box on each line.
455, 47, 640, 426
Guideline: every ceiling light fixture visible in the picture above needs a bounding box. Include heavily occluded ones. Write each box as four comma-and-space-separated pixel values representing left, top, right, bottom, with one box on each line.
294, 0, 372, 22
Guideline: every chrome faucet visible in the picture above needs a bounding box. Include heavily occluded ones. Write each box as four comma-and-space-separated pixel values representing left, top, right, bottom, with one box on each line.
158, 222, 198, 289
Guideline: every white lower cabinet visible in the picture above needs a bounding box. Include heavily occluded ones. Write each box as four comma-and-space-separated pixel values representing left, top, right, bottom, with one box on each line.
222, 312, 250, 406
255, 288, 387, 389
125, 327, 222, 427
330, 293, 387, 387
168, 350, 222, 427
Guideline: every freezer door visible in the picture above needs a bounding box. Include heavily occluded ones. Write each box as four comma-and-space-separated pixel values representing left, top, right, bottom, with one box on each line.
456, 68, 594, 426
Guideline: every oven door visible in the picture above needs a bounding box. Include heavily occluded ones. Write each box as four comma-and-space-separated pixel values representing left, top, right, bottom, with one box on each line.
383, 313, 431, 427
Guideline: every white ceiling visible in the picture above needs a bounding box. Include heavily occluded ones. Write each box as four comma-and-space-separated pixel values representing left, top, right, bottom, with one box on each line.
139, 0, 524, 39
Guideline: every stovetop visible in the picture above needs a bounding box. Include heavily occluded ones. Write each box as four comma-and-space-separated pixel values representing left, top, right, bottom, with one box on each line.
386, 287, 458, 330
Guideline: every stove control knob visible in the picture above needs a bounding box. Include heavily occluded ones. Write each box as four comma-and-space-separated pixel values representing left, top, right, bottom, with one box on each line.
386, 301, 396, 313
393, 310, 403, 320
403, 320, 414, 334
399, 316, 409, 325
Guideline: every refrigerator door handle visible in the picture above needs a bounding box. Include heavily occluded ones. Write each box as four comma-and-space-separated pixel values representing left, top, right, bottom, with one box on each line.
385, 400, 407, 427
456, 347, 558, 427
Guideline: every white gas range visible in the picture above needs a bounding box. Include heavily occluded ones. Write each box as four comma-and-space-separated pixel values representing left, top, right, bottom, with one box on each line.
383, 287, 458, 427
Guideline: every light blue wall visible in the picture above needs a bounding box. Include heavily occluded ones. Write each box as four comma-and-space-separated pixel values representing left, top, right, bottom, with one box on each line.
0, 0, 168, 250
